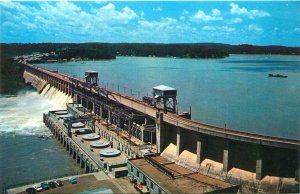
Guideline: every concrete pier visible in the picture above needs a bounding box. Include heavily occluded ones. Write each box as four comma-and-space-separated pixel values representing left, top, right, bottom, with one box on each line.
155, 112, 165, 154
196, 135, 206, 164
176, 128, 182, 156
43, 113, 98, 174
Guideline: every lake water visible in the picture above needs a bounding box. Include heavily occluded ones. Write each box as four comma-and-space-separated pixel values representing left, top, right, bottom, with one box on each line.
38, 54, 300, 140
0, 91, 85, 190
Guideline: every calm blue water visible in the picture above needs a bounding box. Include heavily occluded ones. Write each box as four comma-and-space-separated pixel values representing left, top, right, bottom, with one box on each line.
37, 55, 300, 139
0, 91, 85, 190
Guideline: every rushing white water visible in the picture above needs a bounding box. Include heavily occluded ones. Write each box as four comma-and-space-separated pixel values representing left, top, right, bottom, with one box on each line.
40, 84, 50, 96
41, 84, 73, 108
0, 85, 72, 136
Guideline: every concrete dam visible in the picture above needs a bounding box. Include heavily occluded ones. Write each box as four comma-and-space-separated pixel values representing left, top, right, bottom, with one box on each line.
22, 61, 299, 192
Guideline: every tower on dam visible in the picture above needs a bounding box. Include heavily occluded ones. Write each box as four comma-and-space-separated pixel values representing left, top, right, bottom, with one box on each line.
152, 85, 177, 113
85, 70, 99, 86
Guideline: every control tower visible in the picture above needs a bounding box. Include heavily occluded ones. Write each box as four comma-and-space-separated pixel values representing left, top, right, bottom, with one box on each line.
153, 85, 177, 113
85, 70, 99, 86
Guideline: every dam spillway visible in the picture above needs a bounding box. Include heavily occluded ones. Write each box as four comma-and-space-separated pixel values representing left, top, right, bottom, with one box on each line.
22, 60, 300, 192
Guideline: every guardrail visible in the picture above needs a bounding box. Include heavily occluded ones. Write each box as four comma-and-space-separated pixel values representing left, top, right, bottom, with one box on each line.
144, 155, 175, 179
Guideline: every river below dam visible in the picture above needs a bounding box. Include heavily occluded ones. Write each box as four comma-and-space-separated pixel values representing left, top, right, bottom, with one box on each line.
0, 90, 84, 190
37, 54, 300, 140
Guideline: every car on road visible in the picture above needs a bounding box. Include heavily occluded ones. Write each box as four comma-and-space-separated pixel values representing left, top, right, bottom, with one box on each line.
68, 177, 77, 184
25, 187, 36, 194
40, 182, 49, 190
55, 180, 63, 187
32, 185, 42, 192
48, 181, 56, 188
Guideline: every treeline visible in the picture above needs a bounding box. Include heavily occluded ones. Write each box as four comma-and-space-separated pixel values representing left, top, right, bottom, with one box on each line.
0, 43, 116, 60
0, 55, 26, 94
0, 43, 231, 59
215, 44, 300, 55
111, 43, 229, 58
57, 48, 115, 60
1, 43, 299, 61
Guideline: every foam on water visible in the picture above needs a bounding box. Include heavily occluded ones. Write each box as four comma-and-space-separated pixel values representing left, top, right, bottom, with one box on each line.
0, 85, 72, 136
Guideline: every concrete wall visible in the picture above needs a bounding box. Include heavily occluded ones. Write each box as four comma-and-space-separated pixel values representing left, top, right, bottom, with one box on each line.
128, 162, 165, 194
43, 113, 97, 173
163, 123, 177, 150
160, 121, 299, 179
23, 71, 47, 92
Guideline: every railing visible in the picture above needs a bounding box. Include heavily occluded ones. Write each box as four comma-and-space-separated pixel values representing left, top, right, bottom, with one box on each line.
164, 113, 300, 147
144, 155, 175, 179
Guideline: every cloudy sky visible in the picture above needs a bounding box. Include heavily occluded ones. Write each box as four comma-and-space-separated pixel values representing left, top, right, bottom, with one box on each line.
1, 1, 300, 46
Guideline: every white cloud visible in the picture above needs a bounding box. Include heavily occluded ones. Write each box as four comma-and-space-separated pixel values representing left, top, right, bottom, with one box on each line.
247, 24, 263, 32
202, 26, 216, 31
100, 3, 114, 10
202, 26, 235, 32
0, 1, 276, 43
230, 3, 270, 19
22, 21, 37, 30
229, 17, 242, 24
57, 1, 81, 12
183, 9, 189, 15
122, 7, 138, 20
0, 1, 36, 16
2, 21, 15, 28
0, 1, 25, 10
131, 16, 197, 43
294, 28, 300, 32
153, 7, 162, 11
95, 3, 138, 24
212, 8, 221, 16
191, 9, 223, 22
94, 0, 107, 4
221, 26, 236, 32
1, 1, 139, 40
138, 17, 177, 28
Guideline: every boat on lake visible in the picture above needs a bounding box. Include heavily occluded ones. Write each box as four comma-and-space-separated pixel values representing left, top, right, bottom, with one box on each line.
268, 74, 288, 78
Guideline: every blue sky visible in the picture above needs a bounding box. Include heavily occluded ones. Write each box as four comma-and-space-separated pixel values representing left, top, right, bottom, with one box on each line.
1, 1, 300, 46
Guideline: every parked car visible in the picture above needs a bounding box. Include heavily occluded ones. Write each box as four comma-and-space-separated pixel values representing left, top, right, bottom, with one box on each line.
40, 182, 49, 190
25, 187, 36, 194
32, 185, 42, 192
55, 180, 63, 187
68, 177, 77, 184
48, 181, 56, 188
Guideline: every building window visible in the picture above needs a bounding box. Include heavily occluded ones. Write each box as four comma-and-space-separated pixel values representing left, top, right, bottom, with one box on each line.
131, 165, 133, 173
137, 171, 140, 177
158, 189, 161, 194
150, 182, 153, 189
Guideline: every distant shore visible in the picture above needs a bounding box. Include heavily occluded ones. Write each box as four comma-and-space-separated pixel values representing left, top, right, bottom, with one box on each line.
1, 42, 299, 94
